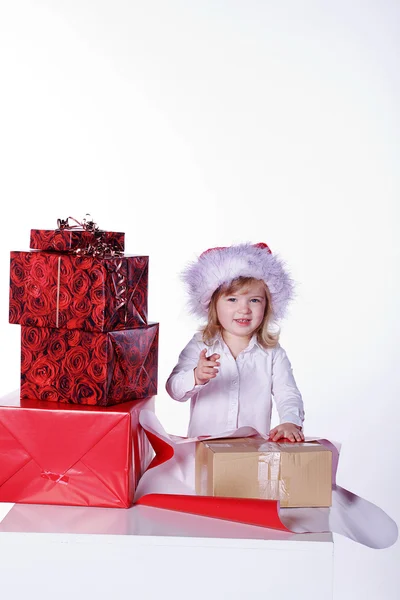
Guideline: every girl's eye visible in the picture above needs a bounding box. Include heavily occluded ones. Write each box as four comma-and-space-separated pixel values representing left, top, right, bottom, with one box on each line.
227, 297, 237, 302
251, 298, 261, 303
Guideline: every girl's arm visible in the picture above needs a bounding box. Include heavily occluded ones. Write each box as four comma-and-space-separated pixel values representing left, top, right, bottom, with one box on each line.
271, 345, 305, 427
166, 335, 210, 402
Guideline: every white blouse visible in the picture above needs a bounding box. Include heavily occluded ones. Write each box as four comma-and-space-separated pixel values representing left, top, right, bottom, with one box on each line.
166, 332, 305, 438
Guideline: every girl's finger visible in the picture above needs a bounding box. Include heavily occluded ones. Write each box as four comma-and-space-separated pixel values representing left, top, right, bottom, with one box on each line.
203, 368, 218, 377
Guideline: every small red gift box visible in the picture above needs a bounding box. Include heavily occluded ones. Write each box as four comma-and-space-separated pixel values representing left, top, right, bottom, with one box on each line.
0, 392, 154, 508
9, 251, 148, 332
20, 323, 159, 406
30, 228, 125, 253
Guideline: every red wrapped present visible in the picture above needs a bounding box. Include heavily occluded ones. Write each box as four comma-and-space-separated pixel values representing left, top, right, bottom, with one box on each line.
0, 392, 154, 508
9, 251, 148, 332
20, 323, 159, 406
30, 228, 125, 253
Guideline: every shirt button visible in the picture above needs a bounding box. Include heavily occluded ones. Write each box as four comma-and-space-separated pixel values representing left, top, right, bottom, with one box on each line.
232, 379, 238, 385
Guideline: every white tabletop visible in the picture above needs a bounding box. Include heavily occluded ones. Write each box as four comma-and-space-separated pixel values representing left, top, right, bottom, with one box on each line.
0, 500, 332, 544
0, 501, 333, 600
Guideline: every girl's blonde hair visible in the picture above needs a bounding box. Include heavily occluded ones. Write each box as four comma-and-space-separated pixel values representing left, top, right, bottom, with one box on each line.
202, 277, 280, 348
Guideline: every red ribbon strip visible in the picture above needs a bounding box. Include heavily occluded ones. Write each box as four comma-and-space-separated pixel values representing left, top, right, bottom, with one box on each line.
41, 471, 69, 485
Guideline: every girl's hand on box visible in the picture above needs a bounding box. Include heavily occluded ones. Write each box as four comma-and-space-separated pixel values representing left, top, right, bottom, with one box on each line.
269, 423, 304, 443
194, 349, 220, 385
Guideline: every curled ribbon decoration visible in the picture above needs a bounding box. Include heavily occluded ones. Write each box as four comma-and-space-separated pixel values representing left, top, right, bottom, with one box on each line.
55, 215, 127, 314
57, 214, 98, 233
56, 215, 123, 258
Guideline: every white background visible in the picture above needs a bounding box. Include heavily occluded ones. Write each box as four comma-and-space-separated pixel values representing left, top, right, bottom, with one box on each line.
0, 1, 399, 598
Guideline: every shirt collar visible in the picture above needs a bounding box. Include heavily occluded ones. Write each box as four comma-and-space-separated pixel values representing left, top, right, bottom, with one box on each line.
211, 333, 265, 354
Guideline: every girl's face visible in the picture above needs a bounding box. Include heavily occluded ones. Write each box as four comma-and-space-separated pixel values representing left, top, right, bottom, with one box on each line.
216, 280, 267, 340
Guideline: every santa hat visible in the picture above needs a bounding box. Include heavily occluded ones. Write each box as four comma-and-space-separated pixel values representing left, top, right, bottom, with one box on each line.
181, 242, 295, 321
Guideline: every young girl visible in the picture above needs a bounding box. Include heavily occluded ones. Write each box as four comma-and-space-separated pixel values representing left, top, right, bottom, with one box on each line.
166, 242, 304, 442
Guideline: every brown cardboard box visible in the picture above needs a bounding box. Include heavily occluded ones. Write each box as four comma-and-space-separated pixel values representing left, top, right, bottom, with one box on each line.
195, 437, 332, 508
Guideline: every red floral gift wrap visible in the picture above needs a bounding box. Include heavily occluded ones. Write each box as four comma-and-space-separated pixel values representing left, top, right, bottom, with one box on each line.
20, 323, 159, 406
9, 251, 148, 332
30, 228, 125, 253
0, 392, 154, 508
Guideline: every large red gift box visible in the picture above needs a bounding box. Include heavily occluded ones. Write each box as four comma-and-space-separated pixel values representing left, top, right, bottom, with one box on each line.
30, 228, 125, 253
20, 323, 159, 406
9, 251, 148, 332
0, 393, 154, 508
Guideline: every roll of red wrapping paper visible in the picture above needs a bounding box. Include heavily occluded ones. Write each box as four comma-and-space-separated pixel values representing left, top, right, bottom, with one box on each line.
136, 494, 289, 531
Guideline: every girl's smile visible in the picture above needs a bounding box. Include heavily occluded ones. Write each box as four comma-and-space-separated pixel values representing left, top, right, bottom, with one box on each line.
216, 280, 267, 340
234, 318, 252, 326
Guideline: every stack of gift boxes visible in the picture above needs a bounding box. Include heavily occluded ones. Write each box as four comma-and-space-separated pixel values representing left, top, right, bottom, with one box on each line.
0, 221, 158, 508
0, 221, 333, 514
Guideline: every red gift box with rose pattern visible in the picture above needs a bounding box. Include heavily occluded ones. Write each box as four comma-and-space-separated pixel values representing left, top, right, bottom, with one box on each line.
0, 392, 154, 507
9, 251, 148, 332
20, 323, 159, 406
30, 228, 125, 253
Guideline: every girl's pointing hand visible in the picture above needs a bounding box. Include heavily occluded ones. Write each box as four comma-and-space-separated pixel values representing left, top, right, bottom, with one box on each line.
194, 349, 220, 385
